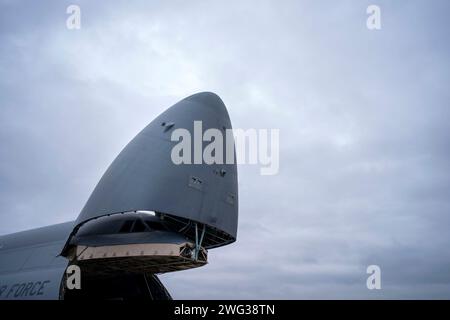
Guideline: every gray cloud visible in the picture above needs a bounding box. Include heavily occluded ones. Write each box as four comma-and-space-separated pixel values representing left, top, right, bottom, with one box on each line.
1, 0, 450, 298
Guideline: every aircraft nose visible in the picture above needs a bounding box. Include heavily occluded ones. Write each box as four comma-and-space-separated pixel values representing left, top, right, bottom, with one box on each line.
184, 91, 224, 106
182, 91, 230, 121
72, 92, 238, 247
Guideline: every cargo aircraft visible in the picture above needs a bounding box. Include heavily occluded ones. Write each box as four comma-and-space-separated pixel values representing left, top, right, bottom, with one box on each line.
0, 92, 238, 300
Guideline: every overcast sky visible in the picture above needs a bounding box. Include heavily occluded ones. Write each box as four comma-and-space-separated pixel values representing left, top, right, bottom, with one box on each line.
1, 0, 449, 299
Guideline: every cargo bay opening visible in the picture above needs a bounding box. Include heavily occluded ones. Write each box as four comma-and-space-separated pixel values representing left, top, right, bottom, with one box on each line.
62, 212, 214, 275
62, 272, 172, 300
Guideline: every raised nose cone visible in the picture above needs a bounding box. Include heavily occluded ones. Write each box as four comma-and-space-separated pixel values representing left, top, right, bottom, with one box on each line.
72, 92, 238, 249
184, 92, 228, 113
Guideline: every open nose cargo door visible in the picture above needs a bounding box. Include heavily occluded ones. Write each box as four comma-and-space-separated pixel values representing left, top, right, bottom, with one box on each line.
61, 92, 238, 274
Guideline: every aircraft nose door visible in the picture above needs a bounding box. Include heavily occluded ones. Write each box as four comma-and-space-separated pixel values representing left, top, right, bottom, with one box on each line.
65, 92, 238, 254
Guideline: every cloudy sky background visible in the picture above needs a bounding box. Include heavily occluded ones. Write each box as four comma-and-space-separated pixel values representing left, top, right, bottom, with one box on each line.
1, 0, 449, 298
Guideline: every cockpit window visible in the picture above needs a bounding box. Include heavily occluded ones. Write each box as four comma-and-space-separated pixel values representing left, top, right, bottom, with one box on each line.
145, 221, 166, 231
119, 220, 134, 233
132, 219, 147, 232
75, 213, 166, 238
